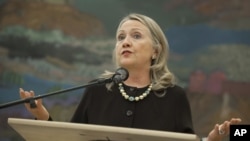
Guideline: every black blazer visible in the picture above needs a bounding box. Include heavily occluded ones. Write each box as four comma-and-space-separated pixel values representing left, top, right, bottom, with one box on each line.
71, 82, 194, 134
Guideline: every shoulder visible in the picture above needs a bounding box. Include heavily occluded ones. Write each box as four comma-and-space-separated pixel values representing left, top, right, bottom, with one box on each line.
162, 85, 189, 101
166, 84, 186, 95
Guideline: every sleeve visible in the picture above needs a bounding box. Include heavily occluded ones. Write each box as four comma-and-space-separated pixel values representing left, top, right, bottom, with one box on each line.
70, 88, 91, 123
35, 116, 53, 121
175, 86, 195, 134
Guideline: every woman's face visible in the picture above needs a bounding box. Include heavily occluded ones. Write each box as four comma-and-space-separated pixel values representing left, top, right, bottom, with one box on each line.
115, 20, 156, 70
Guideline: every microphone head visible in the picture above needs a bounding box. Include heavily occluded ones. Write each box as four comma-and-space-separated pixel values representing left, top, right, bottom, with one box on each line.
112, 68, 129, 83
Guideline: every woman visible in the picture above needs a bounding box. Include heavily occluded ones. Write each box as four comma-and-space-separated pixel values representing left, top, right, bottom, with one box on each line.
20, 13, 241, 141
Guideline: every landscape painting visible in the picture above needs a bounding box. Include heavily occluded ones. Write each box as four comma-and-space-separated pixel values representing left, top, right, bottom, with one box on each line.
0, 0, 250, 140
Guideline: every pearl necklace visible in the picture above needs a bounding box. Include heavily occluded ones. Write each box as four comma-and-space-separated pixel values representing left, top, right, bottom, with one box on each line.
118, 83, 153, 102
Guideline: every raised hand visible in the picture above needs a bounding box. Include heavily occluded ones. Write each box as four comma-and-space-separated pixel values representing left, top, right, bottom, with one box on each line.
207, 118, 242, 141
19, 88, 50, 120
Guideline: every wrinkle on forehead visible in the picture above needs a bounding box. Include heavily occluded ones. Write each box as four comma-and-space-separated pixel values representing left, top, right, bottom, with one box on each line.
116, 20, 152, 38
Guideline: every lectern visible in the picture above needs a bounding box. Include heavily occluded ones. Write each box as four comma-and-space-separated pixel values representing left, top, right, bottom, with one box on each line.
8, 118, 200, 141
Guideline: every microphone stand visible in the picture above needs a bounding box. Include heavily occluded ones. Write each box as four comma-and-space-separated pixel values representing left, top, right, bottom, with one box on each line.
0, 78, 112, 109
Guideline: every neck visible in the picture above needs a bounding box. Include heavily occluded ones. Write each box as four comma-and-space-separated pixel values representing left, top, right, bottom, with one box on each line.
123, 68, 151, 88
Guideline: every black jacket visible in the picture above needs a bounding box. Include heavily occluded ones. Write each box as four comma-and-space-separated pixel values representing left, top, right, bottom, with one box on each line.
71, 82, 194, 134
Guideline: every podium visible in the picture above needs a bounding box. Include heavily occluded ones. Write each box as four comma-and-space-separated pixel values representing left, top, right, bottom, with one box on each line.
8, 118, 200, 141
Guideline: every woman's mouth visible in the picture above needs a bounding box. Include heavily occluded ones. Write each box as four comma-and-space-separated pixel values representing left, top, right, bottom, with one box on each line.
122, 50, 132, 55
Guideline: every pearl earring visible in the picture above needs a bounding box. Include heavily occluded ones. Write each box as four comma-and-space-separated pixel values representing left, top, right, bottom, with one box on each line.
152, 55, 156, 59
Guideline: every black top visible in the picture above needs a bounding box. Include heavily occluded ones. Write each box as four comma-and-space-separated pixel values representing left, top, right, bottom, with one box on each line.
71, 82, 194, 134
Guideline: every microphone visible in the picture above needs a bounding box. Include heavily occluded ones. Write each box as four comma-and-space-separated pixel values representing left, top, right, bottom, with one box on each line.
0, 67, 129, 109
112, 67, 129, 83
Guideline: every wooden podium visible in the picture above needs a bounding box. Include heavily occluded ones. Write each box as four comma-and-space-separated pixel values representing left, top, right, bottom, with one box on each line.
8, 118, 200, 141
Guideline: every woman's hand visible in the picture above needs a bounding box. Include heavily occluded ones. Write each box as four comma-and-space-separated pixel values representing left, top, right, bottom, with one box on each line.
19, 88, 50, 120
207, 118, 242, 141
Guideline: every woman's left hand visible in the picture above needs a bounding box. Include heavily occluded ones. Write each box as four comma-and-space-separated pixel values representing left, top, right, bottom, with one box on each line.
206, 118, 242, 141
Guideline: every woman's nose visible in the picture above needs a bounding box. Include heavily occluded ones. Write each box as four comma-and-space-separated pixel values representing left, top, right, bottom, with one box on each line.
122, 37, 131, 48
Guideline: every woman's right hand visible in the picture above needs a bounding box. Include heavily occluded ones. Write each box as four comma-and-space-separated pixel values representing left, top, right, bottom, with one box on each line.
19, 88, 50, 120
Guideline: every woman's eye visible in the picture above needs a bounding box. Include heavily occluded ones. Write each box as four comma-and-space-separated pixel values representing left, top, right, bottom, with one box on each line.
117, 35, 125, 41
133, 34, 141, 39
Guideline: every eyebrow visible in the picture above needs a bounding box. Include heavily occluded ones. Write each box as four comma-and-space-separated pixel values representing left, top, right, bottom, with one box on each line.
117, 28, 145, 35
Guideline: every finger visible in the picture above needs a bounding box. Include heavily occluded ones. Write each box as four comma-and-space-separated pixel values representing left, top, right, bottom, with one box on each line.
30, 90, 42, 106
219, 121, 230, 135
24, 91, 33, 97
36, 98, 43, 107
28, 90, 42, 108
29, 90, 35, 97
19, 88, 25, 99
20, 89, 32, 99
218, 124, 225, 135
214, 124, 220, 133
230, 118, 242, 124
20, 88, 30, 98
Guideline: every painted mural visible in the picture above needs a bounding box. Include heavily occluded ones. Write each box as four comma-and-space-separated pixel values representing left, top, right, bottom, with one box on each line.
0, 0, 250, 140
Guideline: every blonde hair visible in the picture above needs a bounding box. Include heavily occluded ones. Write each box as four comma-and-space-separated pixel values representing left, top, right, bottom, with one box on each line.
101, 13, 176, 92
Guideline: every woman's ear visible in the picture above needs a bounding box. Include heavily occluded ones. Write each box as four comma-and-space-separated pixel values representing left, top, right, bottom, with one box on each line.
152, 55, 156, 60
152, 46, 158, 60
151, 50, 157, 65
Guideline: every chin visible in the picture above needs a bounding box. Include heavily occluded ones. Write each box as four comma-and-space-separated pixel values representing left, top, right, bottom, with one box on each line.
118, 62, 134, 68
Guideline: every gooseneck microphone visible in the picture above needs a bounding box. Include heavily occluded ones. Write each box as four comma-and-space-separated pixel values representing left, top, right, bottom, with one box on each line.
0, 68, 129, 109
